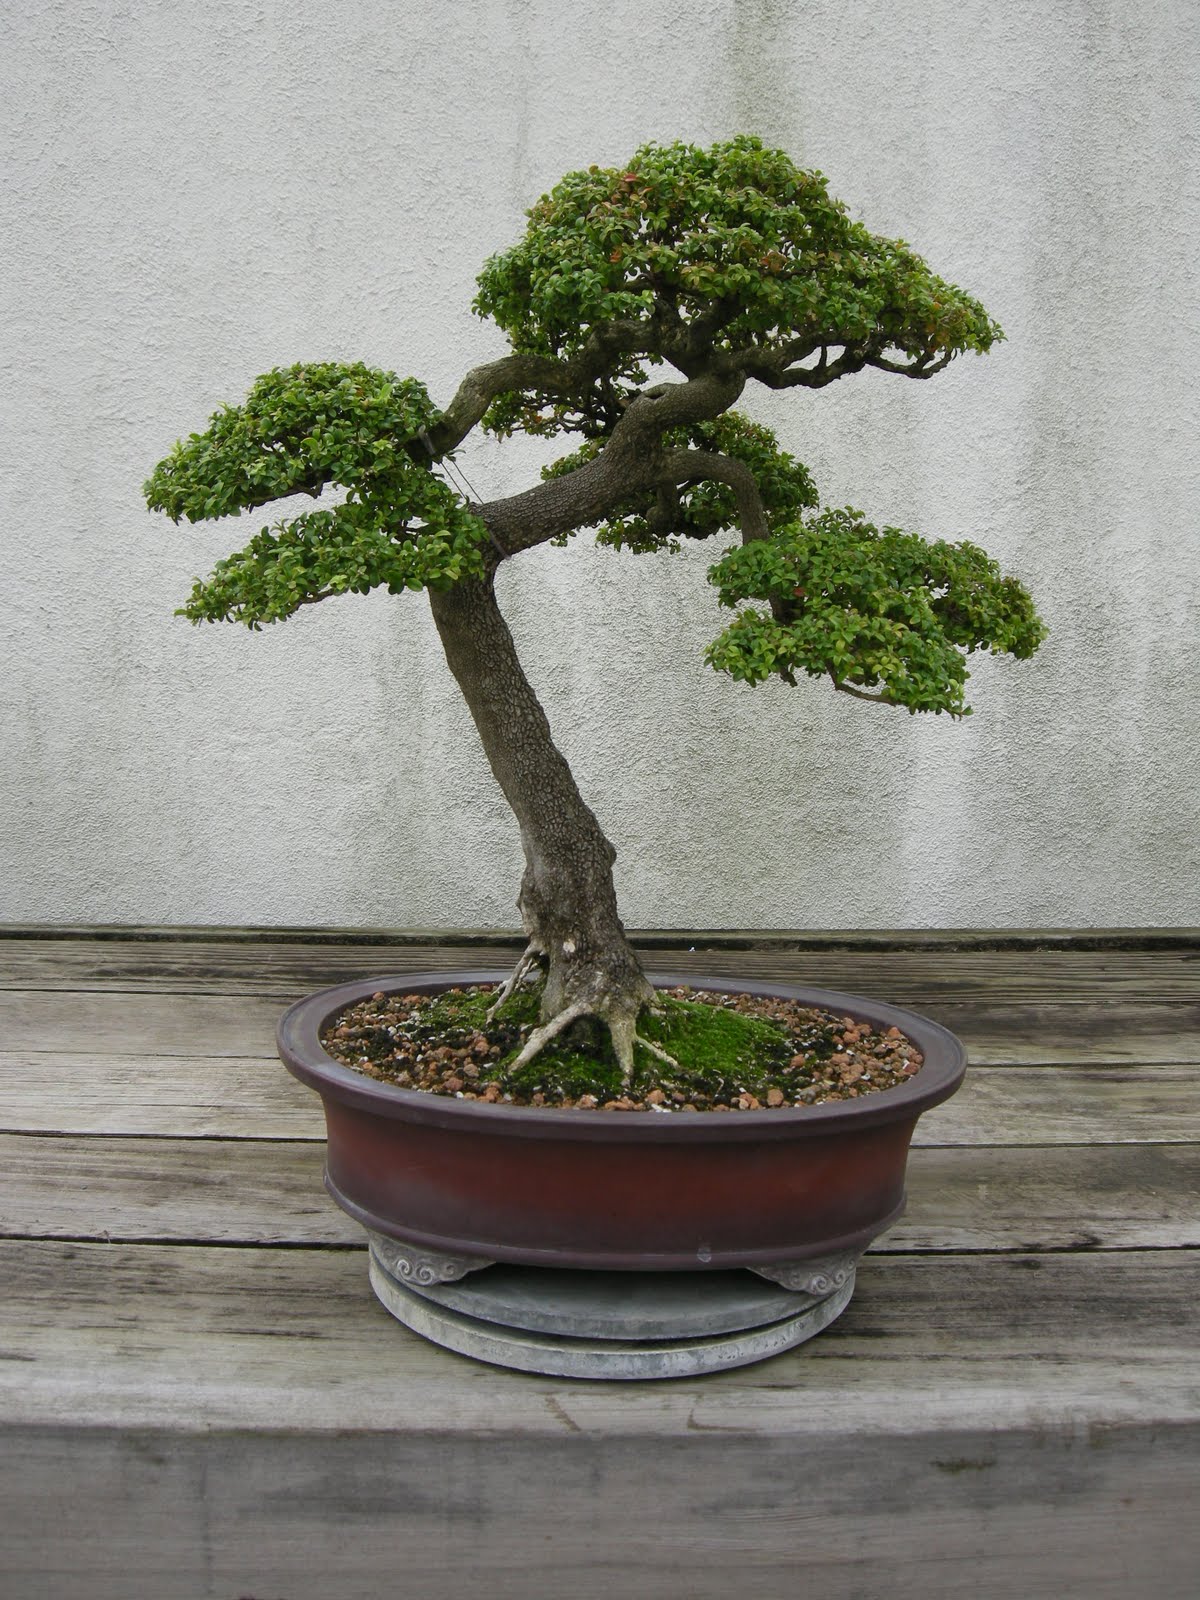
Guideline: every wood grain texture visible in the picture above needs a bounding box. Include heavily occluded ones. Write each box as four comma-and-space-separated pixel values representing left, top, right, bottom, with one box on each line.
3, 1241, 1196, 1434
4, 1053, 1198, 1143
5, 1418, 1196, 1600
3, 984, 1197, 1063
4, 935, 1198, 1001
3, 1244, 1197, 1599
1, 934, 1197, 1598
2, 1134, 1196, 1250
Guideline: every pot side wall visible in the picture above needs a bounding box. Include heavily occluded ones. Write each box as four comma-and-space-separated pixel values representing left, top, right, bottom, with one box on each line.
322, 1097, 918, 1269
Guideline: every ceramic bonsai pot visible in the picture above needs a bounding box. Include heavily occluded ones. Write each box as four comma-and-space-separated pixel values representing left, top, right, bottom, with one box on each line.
278, 971, 966, 1378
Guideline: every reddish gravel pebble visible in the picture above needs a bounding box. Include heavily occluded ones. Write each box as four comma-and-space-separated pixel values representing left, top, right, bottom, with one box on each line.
322, 982, 924, 1113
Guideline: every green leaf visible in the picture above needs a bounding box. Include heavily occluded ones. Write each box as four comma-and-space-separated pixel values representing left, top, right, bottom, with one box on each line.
146, 363, 492, 626
706, 507, 1046, 716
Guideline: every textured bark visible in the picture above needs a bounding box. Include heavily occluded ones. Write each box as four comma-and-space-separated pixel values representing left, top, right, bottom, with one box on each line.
428, 575, 654, 1067
425, 370, 748, 1066
409, 269, 971, 1056
470, 373, 747, 558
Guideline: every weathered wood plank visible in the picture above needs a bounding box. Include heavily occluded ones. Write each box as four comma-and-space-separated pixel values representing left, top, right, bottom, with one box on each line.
5, 1418, 1196, 1600
4, 1053, 1198, 1145
4, 985, 1197, 1064
0, 1052, 323, 1137
915, 1064, 1200, 1145
0, 989, 283, 1057
3, 1241, 1197, 1432
2, 1134, 1196, 1250
932, 1001, 1200, 1064
0, 1133, 356, 1244
12, 1423, 1200, 1600
3, 936, 1197, 1002
3, 1244, 1197, 1600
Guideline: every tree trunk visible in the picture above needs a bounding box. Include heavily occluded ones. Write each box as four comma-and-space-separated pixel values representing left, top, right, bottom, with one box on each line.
427, 574, 654, 1072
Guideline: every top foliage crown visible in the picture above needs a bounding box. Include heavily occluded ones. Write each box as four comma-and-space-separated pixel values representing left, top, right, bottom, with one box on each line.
144, 136, 1043, 714
474, 135, 1001, 366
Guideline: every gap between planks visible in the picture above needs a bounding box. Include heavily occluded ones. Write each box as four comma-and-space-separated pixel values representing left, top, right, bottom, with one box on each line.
3, 1055, 1198, 1143
2, 1135, 1196, 1251
2, 987, 1196, 1064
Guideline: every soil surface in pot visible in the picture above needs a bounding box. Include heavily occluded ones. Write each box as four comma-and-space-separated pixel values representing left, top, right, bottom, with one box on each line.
321, 982, 924, 1113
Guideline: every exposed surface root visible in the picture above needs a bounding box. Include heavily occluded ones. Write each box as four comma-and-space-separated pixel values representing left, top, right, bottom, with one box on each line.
608, 1029, 686, 1094
487, 925, 659, 1089
504, 991, 667, 1091
607, 1009, 638, 1089
486, 943, 544, 1022
507, 1001, 590, 1072
634, 1034, 684, 1080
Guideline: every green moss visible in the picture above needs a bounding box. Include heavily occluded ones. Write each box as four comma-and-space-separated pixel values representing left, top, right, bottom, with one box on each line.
413, 983, 800, 1104
636, 994, 793, 1097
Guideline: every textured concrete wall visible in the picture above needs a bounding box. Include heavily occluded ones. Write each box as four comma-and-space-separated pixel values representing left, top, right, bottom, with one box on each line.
3, 0, 1198, 930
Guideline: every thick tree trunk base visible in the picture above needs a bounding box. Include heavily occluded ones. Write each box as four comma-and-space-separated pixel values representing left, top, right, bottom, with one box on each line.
428, 573, 660, 1082
502, 898, 660, 1086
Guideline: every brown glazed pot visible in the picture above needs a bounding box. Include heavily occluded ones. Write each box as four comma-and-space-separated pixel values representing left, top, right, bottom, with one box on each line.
278, 971, 966, 1272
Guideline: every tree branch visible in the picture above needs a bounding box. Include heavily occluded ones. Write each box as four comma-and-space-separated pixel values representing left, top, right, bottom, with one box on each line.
473, 371, 747, 558
867, 351, 955, 379
738, 335, 822, 382
655, 447, 770, 543
829, 674, 900, 707
755, 344, 873, 389
744, 336, 958, 391
428, 320, 656, 454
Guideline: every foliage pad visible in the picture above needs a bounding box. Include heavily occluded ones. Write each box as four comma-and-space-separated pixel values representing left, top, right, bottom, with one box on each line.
475, 134, 1001, 439
708, 508, 1046, 716
144, 363, 487, 626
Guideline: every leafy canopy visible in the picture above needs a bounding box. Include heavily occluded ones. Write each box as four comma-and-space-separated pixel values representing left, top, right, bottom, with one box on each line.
144, 363, 487, 626
475, 134, 1000, 439
145, 137, 1043, 712
708, 509, 1046, 717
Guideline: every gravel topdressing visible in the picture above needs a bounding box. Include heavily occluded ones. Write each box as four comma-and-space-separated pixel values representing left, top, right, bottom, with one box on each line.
322, 982, 924, 1112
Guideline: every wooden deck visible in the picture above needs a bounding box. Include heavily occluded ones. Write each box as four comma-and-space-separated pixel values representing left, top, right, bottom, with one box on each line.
2, 931, 1198, 1599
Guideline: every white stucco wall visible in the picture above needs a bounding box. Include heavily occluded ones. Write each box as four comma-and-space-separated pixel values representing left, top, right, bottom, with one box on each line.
3, 0, 1198, 931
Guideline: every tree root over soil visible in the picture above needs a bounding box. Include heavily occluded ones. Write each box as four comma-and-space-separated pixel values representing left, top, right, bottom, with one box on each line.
495, 942, 683, 1088
323, 979, 925, 1113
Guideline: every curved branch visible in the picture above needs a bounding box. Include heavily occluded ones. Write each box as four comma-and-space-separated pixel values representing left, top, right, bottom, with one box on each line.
428, 320, 657, 454
829, 674, 900, 707
867, 351, 955, 379
735, 335, 822, 383
629, 371, 745, 431
474, 371, 746, 558
750, 343, 873, 390
655, 448, 770, 543
746, 337, 957, 390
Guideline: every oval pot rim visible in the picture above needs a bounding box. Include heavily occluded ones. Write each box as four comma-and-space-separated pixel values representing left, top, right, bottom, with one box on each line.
278, 969, 967, 1142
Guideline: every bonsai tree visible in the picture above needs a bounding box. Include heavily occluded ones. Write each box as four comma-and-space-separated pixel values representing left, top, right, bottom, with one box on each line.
145, 136, 1045, 1083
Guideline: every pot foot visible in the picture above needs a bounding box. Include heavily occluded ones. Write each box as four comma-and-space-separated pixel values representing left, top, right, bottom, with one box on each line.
366, 1248, 856, 1379
367, 1232, 495, 1286
748, 1251, 859, 1296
